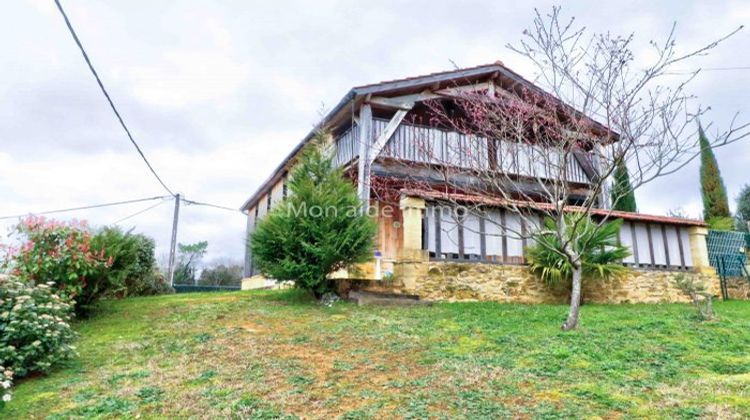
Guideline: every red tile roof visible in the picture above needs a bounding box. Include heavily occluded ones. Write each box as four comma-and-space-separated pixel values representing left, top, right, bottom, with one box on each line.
401, 188, 706, 227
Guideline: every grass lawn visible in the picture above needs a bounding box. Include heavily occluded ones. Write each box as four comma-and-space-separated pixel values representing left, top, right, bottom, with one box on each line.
5, 290, 750, 419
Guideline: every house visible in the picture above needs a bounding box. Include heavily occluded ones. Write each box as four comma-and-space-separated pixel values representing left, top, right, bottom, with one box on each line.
240, 63, 727, 303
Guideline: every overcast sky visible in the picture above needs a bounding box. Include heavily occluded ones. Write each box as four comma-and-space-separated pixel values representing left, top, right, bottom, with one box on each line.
1, 0, 749, 265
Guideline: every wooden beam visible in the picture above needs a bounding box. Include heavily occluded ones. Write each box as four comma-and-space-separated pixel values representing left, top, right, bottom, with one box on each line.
479, 215, 487, 260
500, 209, 508, 263
661, 225, 671, 267
356, 104, 373, 209
458, 217, 465, 260
435, 209, 442, 256
572, 150, 599, 182
487, 79, 496, 97
368, 96, 416, 110
646, 224, 656, 267
368, 108, 411, 165
435, 81, 494, 96
630, 223, 640, 266
422, 208, 428, 251
676, 226, 686, 269
367, 82, 493, 110
369, 91, 435, 108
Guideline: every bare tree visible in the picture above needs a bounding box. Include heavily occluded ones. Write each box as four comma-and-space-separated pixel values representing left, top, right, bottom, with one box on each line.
375, 7, 748, 330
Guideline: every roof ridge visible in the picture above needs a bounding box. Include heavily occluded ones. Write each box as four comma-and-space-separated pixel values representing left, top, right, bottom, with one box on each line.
352, 62, 505, 90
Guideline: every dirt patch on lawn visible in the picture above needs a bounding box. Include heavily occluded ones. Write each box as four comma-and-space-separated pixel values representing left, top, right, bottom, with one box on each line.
210, 314, 444, 417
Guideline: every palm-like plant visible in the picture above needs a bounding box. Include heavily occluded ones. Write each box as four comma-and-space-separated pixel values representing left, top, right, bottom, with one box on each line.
526, 216, 630, 284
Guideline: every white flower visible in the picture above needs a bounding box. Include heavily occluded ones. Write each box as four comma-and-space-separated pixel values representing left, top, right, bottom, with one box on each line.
2, 393, 11, 402
1, 381, 10, 389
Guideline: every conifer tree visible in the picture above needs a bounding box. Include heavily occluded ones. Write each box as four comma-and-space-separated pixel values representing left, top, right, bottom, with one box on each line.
699, 124, 731, 225
610, 159, 637, 212
250, 132, 377, 298
735, 184, 750, 231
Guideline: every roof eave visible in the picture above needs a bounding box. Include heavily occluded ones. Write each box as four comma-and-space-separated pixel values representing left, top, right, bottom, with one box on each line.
239, 89, 358, 211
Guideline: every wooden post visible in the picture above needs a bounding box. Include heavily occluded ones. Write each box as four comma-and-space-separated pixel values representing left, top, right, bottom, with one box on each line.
595, 144, 611, 209
357, 104, 411, 212
357, 104, 373, 210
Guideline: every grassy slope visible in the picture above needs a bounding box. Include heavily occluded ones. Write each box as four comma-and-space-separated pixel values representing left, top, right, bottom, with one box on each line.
5, 290, 750, 419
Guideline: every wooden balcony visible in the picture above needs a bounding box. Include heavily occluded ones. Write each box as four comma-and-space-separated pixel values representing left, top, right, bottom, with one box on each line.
333, 118, 596, 185
332, 124, 359, 168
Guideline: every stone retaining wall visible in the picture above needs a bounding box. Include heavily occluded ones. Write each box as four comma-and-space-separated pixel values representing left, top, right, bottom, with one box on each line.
726, 277, 750, 300
345, 260, 722, 304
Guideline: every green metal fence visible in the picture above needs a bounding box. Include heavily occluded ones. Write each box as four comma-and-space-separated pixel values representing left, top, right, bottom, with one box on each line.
173, 284, 241, 293
706, 230, 748, 277
706, 230, 750, 300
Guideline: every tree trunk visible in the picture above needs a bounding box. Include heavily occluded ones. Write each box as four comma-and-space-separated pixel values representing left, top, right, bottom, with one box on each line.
562, 266, 583, 331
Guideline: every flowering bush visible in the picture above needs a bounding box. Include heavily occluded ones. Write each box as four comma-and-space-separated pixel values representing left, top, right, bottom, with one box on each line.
0, 366, 12, 408
0, 276, 77, 380
1, 216, 110, 310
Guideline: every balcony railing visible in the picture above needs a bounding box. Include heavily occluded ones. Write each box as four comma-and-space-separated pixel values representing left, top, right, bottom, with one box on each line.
333, 124, 360, 168
333, 118, 595, 184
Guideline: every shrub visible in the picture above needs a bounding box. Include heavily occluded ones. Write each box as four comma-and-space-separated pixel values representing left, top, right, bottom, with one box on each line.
199, 263, 243, 286
672, 274, 716, 321
1, 216, 110, 310
0, 365, 12, 407
89, 227, 171, 299
707, 216, 734, 231
250, 132, 377, 298
735, 184, 750, 231
526, 216, 630, 284
0, 277, 77, 379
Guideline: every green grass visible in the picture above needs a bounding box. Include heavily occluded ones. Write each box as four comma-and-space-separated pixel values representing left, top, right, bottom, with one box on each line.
5, 290, 750, 418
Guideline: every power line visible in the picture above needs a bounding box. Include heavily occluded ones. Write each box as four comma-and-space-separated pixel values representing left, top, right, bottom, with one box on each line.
0, 196, 169, 221
183, 199, 242, 213
112, 197, 172, 225
697, 66, 750, 71
663, 66, 750, 75
53, 0, 175, 197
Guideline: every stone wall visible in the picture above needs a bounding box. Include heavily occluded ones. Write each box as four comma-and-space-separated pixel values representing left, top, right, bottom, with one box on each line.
414, 263, 566, 304
581, 269, 720, 304
725, 277, 750, 300
347, 260, 723, 304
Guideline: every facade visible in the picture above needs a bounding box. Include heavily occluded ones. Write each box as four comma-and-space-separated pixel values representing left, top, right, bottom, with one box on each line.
241, 63, 725, 302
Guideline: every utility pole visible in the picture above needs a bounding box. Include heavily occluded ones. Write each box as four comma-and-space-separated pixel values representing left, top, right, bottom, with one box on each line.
167, 193, 181, 287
